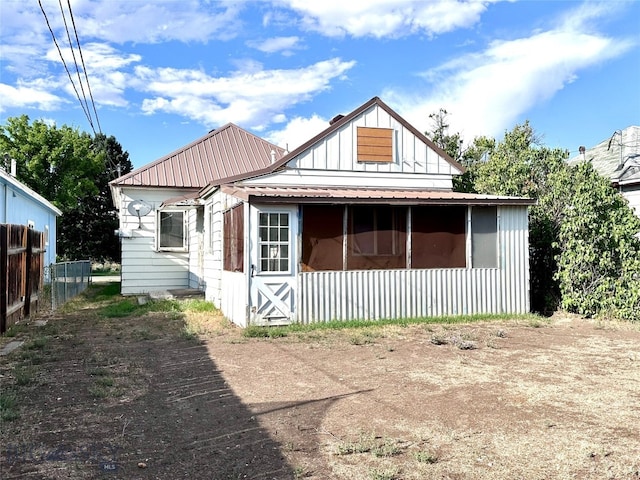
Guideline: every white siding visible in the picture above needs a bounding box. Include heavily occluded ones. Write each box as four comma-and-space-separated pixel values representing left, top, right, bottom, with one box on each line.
286, 104, 458, 177
117, 187, 196, 295
622, 185, 640, 218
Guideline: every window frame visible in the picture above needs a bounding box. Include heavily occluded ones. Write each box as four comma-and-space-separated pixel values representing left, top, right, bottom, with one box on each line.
156, 209, 188, 252
470, 206, 499, 269
257, 210, 291, 274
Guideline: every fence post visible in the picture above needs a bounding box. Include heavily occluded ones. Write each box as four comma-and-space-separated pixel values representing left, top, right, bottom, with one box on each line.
24, 229, 33, 318
1, 225, 7, 334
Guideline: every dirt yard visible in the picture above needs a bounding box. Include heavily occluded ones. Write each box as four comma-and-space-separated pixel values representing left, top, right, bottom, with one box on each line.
1, 283, 639, 480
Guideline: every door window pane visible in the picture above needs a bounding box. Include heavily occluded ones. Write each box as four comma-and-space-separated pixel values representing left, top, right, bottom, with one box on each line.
258, 211, 290, 273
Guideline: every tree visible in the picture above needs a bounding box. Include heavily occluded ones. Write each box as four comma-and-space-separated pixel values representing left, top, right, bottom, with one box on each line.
0, 116, 132, 262
555, 162, 640, 321
58, 134, 133, 262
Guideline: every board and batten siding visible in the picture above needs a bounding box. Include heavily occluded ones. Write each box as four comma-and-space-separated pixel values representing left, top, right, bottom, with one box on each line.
118, 188, 194, 295
286, 103, 459, 177
296, 205, 530, 323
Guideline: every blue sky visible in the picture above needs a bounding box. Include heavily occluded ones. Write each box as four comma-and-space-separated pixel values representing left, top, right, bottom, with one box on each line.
1, 0, 639, 169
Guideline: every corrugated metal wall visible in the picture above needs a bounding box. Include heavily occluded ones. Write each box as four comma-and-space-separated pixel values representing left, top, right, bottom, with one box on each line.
296, 206, 530, 323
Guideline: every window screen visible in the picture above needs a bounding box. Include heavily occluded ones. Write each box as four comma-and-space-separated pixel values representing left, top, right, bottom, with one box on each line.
471, 206, 498, 268
258, 212, 289, 273
223, 204, 244, 272
411, 206, 466, 268
301, 205, 344, 271
347, 206, 406, 270
158, 211, 185, 250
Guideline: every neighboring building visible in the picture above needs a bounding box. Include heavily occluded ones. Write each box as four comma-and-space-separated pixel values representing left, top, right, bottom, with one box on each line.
111, 97, 535, 327
0, 164, 61, 267
569, 126, 640, 217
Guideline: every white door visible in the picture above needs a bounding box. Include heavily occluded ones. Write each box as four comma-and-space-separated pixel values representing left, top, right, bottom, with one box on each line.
249, 206, 297, 325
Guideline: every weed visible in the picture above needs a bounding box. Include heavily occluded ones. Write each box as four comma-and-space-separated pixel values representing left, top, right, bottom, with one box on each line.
370, 467, 399, 480
180, 327, 199, 342
13, 366, 36, 386
88, 384, 110, 398
494, 329, 508, 338
94, 376, 115, 387
101, 299, 138, 318
293, 466, 309, 478
414, 450, 438, 464
334, 433, 375, 455
0, 392, 19, 421
349, 333, 376, 345
372, 439, 402, 457
243, 326, 288, 338
25, 336, 48, 350
4, 323, 29, 338
430, 333, 448, 345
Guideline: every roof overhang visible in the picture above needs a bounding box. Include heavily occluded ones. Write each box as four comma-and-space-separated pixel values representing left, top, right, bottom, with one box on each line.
221, 185, 536, 206
160, 191, 203, 207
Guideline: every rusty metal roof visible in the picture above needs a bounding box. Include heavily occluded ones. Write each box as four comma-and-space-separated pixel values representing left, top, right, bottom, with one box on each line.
111, 123, 286, 188
221, 185, 536, 206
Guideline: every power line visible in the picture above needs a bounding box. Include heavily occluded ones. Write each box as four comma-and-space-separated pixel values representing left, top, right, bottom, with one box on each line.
37, 0, 98, 135
65, 0, 102, 135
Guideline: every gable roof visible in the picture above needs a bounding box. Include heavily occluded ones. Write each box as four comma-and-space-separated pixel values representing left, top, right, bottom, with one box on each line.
111, 123, 286, 189
0, 168, 62, 216
569, 125, 640, 186
272, 96, 464, 173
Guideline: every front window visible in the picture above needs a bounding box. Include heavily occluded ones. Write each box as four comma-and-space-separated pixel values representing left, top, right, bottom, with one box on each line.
258, 212, 289, 273
158, 210, 186, 251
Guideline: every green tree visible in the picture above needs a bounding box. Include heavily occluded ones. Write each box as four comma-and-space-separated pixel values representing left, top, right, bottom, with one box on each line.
555, 162, 640, 321
0, 116, 131, 262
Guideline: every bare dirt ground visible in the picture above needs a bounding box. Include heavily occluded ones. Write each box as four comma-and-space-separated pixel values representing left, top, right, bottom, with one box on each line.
1, 283, 639, 480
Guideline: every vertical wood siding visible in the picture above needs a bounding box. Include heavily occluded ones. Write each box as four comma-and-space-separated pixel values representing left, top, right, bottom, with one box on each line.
288, 104, 457, 176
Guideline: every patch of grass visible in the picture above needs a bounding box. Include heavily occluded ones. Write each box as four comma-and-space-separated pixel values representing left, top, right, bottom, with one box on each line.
372, 439, 402, 457
25, 336, 48, 350
94, 282, 121, 299
369, 467, 400, 480
334, 433, 376, 455
414, 450, 438, 464
88, 384, 110, 398
0, 392, 19, 421
244, 326, 289, 338
242, 313, 543, 339
13, 366, 36, 386
430, 333, 449, 345
349, 331, 378, 345
101, 299, 138, 318
182, 299, 218, 313
94, 376, 115, 387
4, 323, 30, 338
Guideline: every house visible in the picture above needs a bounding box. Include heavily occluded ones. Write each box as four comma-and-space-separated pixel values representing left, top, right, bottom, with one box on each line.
111, 97, 535, 326
1, 162, 61, 268
569, 126, 640, 217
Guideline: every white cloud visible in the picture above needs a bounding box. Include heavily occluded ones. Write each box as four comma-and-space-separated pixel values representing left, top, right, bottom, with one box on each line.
277, 0, 500, 38
135, 58, 356, 129
0, 81, 68, 112
386, 14, 635, 144
249, 36, 302, 55
265, 114, 329, 150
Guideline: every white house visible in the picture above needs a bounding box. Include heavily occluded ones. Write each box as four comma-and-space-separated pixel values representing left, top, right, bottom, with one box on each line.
1, 163, 61, 267
111, 97, 535, 326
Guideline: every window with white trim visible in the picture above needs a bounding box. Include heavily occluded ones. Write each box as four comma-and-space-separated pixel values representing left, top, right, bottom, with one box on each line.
258, 212, 289, 273
157, 210, 187, 251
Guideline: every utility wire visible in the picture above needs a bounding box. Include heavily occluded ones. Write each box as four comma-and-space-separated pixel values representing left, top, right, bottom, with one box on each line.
65, 0, 102, 135
57, 0, 94, 132
38, 0, 96, 135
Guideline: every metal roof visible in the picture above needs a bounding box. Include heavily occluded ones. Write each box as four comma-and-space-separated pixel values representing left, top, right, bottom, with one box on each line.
111, 123, 286, 188
220, 185, 536, 206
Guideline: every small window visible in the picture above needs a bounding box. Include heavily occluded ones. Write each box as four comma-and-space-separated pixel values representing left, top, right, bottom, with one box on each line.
471, 207, 498, 268
357, 127, 393, 163
158, 210, 187, 251
223, 204, 244, 272
258, 212, 289, 273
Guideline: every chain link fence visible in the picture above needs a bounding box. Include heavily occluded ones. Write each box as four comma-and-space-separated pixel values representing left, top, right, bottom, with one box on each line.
43, 261, 92, 311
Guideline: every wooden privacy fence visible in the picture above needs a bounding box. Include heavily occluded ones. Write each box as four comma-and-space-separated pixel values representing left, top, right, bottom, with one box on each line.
0, 224, 45, 334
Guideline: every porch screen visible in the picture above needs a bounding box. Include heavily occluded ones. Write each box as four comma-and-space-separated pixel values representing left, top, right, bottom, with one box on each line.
411, 206, 466, 268
223, 204, 244, 272
347, 206, 406, 270
301, 205, 344, 271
